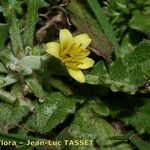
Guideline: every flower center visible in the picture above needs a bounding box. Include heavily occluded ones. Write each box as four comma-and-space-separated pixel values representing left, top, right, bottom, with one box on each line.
59, 43, 83, 70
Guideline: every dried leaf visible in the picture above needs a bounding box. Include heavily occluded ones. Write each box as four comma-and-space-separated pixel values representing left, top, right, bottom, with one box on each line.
68, 0, 113, 61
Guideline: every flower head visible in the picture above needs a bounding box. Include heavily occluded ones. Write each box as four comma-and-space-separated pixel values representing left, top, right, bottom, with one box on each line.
46, 29, 95, 83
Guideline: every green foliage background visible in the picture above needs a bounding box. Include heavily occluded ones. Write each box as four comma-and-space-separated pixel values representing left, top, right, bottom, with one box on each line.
0, 0, 150, 150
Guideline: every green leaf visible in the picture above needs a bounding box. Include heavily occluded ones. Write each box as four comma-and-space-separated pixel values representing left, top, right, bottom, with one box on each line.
115, 33, 135, 59
18, 55, 42, 75
0, 130, 57, 150
69, 106, 131, 150
50, 77, 73, 96
129, 10, 150, 36
9, 16, 24, 58
19, 56, 42, 70
124, 41, 150, 68
0, 49, 18, 65
86, 41, 150, 94
0, 89, 16, 104
87, 99, 109, 117
11, 83, 35, 111
109, 132, 150, 150
1, 55, 42, 75
25, 92, 76, 134
122, 98, 150, 134
25, 76, 46, 103
0, 24, 9, 49
107, 96, 150, 134
85, 61, 108, 85
85, 74, 99, 85
1, 0, 24, 58
0, 102, 29, 132
0, 131, 39, 145
0, 75, 17, 88
109, 58, 128, 81
0, 62, 8, 73
105, 0, 148, 40
108, 59, 145, 93
141, 60, 150, 78
42, 56, 68, 76
23, 0, 48, 47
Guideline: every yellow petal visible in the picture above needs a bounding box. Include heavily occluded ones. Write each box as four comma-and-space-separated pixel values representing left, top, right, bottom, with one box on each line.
78, 57, 95, 69
74, 34, 92, 49
46, 42, 60, 59
60, 29, 73, 49
67, 68, 85, 83
79, 49, 91, 58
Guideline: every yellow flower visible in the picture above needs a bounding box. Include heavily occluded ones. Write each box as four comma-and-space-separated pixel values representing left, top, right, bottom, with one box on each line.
46, 29, 95, 83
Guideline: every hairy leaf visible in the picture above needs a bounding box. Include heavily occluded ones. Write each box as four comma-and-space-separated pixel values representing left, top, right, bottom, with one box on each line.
0, 49, 18, 65
86, 41, 150, 94
121, 98, 150, 134
115, 33, 135, 59
87, 99, 109, 117
106, 96, 150, 134
141, 60, 150, 78
50, 77, 73, 96
0, 102, 29, 132
1, 0, 24, 58
25, 76, 46, 103
124, 41, 150, 68
25, 92, 76, 133
17, 55, 42, 75
23, 0, 48, 47
11, 83, 35, 111
0, 75, 17, 88
129, 9, 150, 36
69, 106, 131, 150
